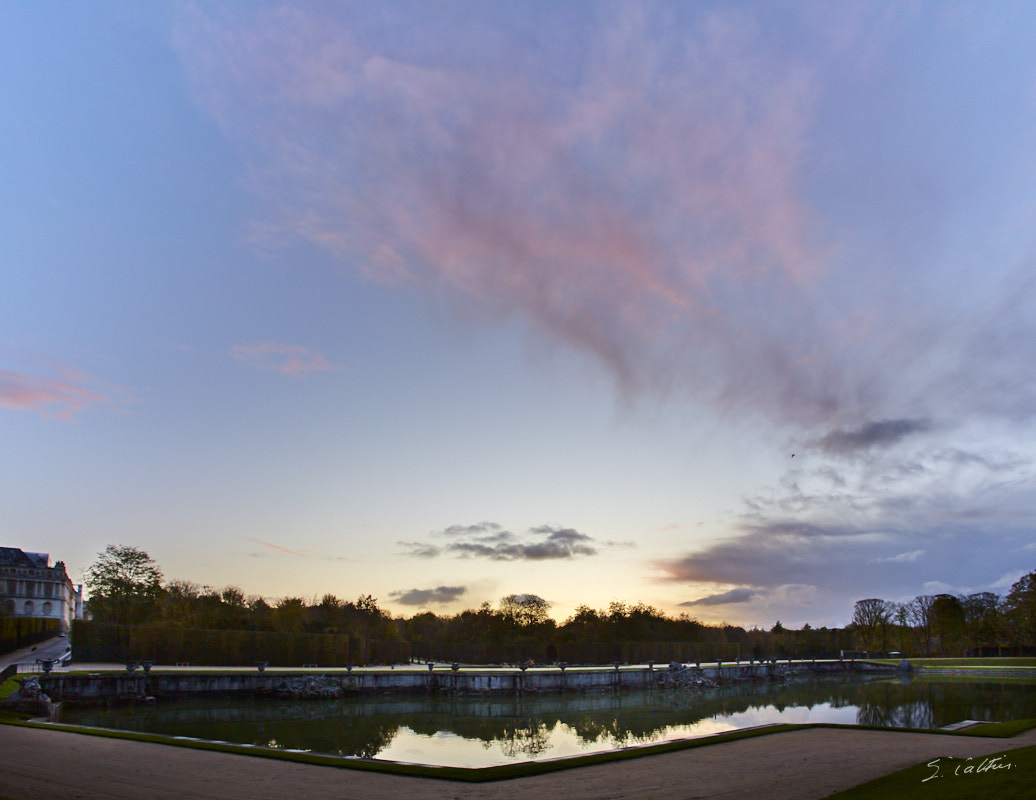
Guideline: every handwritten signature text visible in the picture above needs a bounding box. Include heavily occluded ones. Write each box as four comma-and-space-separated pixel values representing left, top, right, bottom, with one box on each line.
923, 755, 1014, 783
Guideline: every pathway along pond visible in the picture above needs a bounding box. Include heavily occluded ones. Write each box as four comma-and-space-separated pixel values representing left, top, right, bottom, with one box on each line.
58, 676, 1036, 768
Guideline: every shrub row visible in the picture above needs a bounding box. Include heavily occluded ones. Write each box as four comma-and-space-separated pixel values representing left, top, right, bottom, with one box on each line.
69, 621, 745, 668
71, 621, 411, 667
420, 639, 743, 665
0, 617, 61, 655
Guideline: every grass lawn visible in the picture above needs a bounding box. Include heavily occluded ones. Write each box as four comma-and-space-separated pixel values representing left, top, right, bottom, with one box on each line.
0, 676, 22, 701
896, 673, 1036, 686
823, 743, 1036, 799
868, 657, 1036, 668
952, 718, 1036, 738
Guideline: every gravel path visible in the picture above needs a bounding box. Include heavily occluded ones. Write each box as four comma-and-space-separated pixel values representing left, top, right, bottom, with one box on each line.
2, 724, 1034, 800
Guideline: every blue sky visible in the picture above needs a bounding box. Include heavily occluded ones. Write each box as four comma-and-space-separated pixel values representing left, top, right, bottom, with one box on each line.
3, 1, 1036, 627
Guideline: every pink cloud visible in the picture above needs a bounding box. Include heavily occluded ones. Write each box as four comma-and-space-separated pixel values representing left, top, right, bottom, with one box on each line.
231, 343, 337, 375
245, 537, 306, 556
176, 5, 910, 424
0, 369, 109, 420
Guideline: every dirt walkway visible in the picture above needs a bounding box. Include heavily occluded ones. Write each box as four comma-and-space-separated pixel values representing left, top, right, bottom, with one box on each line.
2, 724, 1034, 800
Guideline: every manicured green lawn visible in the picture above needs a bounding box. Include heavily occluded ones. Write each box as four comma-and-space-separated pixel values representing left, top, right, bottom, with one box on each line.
892, 674, 1036, 687
952, 718, 1036, 738
869, 657, 1036, 668
0, 676, 21, 701
823, 744, 1036, 799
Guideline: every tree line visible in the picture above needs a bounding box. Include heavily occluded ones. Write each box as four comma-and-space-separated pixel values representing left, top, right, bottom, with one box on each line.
851, 574, 1036, 657
77, 545, 1036, 663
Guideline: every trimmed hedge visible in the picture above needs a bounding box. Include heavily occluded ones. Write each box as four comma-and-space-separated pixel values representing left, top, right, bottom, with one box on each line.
0, 617, 61, 655
69, 621, 742, 668
420, 639, 742, 665
71, 621, 411, 667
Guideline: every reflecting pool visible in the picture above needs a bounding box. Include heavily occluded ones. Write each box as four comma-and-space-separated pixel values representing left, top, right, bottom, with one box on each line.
58, 677, 1036, 768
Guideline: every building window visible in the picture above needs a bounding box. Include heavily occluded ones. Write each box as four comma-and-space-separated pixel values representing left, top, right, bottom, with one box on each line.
3, 600, 13, 615
42, 602, 53, 616
23, 600, 34, 615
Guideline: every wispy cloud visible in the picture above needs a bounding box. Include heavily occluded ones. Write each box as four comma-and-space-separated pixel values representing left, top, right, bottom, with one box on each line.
654, 435, 1036, 620
680, 588, 759, 607
814, 419, 932, 456
174, 5, 866, 423
177, 5, 1036, 434
441, 521, 504, 539
400, 522, 601, 562
231, 343, 337, 375
390, 585, 467, 606
397, 542, 442, 559
990, 571, 1026, 592
245, 537, 307, 556
0, 368, 112, 419
653, 520, 876, 590
876, 549, 925, 564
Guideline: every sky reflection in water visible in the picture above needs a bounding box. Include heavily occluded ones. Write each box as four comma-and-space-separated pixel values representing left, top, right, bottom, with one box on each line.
376, 701, 859, 767
60, 678, 1036, 768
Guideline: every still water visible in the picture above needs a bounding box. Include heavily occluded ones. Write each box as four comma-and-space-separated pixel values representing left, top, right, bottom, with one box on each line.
59, 677, 1036, 768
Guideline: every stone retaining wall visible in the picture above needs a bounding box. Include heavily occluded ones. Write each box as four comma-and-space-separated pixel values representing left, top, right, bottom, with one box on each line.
36, 660, 895, 704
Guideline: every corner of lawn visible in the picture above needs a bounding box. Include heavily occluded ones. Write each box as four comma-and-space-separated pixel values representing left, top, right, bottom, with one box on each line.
822, 743, 1036, 800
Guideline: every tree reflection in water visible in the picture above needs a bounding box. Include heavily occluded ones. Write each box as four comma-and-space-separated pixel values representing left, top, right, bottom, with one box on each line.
494, 722, 552, 759
60, 677, 1036, 762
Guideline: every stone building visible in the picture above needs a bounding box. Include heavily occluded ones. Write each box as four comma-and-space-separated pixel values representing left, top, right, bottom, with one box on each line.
0, 547, 82, 633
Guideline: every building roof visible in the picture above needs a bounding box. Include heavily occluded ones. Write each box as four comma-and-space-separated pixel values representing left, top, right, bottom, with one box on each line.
0, 547, 51, 568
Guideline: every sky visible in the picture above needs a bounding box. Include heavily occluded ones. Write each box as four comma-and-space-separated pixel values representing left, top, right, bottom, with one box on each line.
3, 1, 1036, 629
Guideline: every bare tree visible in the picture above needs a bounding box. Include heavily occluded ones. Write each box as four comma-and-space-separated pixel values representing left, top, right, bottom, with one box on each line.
905, 595, 936, 656
851, 598, 896, 653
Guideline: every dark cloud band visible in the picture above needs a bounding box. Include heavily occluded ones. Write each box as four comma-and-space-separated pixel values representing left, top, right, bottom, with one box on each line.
390, 586, 467, 606
680, 588, 759, 606
400, 522, 600, 561
814, 418, 931, 456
